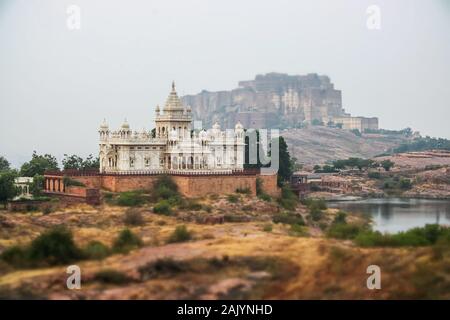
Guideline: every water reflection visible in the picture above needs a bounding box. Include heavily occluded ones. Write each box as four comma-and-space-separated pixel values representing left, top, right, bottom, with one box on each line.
327, 198, 450, 234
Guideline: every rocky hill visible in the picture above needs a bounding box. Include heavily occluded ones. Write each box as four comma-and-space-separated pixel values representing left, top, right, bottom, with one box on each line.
282, 126, 410, 166
181, 72, 345, 129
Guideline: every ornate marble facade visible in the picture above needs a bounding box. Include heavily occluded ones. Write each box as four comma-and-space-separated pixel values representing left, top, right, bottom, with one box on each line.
99, 82, 245, 174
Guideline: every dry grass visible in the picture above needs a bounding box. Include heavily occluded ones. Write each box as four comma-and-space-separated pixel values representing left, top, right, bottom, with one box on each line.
0, 197, 448, 299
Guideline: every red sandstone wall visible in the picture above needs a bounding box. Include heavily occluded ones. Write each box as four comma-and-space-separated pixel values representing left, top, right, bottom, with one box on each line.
257, 174, 280, 197
71, 176, 102, 189
65, 186, 87, 197
101, 175, 158, 192
71, 173, 279, 199
173, 175, 257, 197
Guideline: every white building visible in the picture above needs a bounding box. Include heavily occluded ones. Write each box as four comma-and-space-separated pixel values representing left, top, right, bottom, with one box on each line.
14, 177, 33, 199
99, 82, 246, 174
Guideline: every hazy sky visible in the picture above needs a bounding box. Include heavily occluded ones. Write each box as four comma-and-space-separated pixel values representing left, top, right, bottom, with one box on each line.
1, 0, 449, 167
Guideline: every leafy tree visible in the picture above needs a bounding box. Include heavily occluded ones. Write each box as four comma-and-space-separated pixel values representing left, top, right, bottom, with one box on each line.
20, 151, 58, 177
0, 171, 18, 207
380, 160, 395, 171
29, 174, 45, 196
393, 136, 450, 153
290, 157, 302, 172
0, 156, 10, 172
277, 136, 293, 185
62, 154, 99, 170
28, 227, 82, 265
62, 154, 83, 170
311, 119, 323, 126
82, 154, 99, 169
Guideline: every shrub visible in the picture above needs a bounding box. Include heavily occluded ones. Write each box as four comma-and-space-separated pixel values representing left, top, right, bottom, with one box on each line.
227, 194, 239, 203
327, 223, 366, 240
309, 208, 323, 221
167, 225, 192, 243
399, 178, 412, 190
278, 186, 298, 210
179, 199, 203, 211
272, 212, 305, 226
123, 208, 144, 226
152, 175, 179, 200
103, 192, 114, 202
262, 223, 273, 232
303, 199, 327, 211
139, 258, 188, 280
94, 269, 132, 284
28, 227, 81, 266
368, 171, 381, 179
235, 187, 251, 195
112, 229, 143, 253
256, 177, 263, 196
153, 200, 173, 215
116, 191, 146, 206
0, 246, 28, 268
333, 211, 347, 224
42, 206, 53, 215
82, 241, 110, 260
258, 193, 272, 202
354, 224, 450, 247
289, 224, 308, 237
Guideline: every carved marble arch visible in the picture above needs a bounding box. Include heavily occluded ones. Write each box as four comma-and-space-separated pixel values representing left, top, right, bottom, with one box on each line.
106, 150, 117, 168
99, 151, 106, 170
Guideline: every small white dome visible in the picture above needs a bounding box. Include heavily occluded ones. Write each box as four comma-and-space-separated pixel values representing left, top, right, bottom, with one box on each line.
186, 105, 192, 113
235, 121, 243, 130
99, 118, 109, 130
121, 119, 130, 129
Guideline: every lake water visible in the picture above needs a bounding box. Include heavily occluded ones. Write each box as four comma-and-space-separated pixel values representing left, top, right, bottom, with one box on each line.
327, 198, 450, 234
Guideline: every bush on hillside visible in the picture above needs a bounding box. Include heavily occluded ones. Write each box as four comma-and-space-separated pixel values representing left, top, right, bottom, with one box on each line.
153, 200, 173, 215
112, 229, 143, 253
27, 227, 82, 266
123, 208, 145, 226
167, 225, 192, 243
116, 191, 147, 206
82, 241, 110, 260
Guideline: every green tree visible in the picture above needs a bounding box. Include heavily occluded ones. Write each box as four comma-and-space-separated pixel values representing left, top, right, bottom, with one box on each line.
62, 154, 99, 170
28, 227, 81, 265
0, 156, 10, 172
277, 136, 293, 185
81, 154, 99, 169
0, 171, 18, 207
20, 151, 59, 177
29, 174, 45, 196
62, 154, 83, 169
380, 160, 395, 172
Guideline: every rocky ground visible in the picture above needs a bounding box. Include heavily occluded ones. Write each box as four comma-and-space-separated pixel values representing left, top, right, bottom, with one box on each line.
305, 151, 450, 200
0, 193, 448, 300
283, 127, 410, 166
